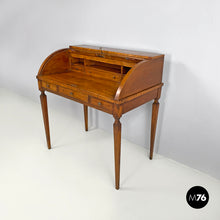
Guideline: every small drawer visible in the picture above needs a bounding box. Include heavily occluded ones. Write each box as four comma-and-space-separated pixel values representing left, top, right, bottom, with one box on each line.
59, 87, 88, 102
59, 87, 75, 97
42, 81, 57, 92
90, 97, 113, 113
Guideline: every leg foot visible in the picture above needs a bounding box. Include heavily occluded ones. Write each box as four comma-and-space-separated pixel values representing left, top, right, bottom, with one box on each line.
40, 91, 51, 149
150, 99, 159, 159
83, 104, 88, 131
113, 117, 121, 190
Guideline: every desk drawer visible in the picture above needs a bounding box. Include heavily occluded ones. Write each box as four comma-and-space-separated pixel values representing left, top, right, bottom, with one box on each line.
90, 97, 113, 113
42, 81, 57, 92
59, 87, 88, 102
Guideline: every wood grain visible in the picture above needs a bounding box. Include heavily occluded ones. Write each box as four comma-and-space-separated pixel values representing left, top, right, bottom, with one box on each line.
70, 45, 163, 60
115, 57, 164, 100
38, 49, 69, 76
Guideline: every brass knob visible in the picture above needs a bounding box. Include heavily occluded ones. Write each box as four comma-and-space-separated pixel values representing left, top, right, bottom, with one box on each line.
98, 102, 102, 106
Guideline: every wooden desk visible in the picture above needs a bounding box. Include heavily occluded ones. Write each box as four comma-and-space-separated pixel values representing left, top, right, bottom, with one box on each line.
37, 45, 164, 189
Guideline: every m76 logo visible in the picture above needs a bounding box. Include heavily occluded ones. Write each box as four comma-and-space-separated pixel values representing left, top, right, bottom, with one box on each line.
188, 194, 207, 201
186, 186, 209, 209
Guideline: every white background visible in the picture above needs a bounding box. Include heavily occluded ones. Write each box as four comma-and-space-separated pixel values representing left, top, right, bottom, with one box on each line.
0, 0, 219, 179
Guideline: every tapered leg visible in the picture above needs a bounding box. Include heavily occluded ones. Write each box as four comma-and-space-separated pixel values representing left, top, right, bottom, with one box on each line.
150, 99, 159, 159
40, 91, 51, 149
83, 104, 88, 131
113, 117, 121, 190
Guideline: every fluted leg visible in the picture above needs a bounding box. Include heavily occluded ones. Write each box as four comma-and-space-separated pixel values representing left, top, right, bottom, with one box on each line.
83, 104, 88, 131
150, 99, 159, 159
113, 117, 121, 190
40, 91, 51, 149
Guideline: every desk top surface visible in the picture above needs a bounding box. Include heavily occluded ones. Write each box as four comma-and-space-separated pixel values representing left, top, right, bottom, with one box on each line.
38, 72, 120, 100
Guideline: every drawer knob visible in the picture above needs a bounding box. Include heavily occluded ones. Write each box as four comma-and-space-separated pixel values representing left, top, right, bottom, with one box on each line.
47, 84, 50, 88
98, 102, 102, 106
70, 92, 73, 95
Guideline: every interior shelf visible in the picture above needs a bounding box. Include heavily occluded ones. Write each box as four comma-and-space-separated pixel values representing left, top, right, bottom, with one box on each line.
70, 58, 131, 82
